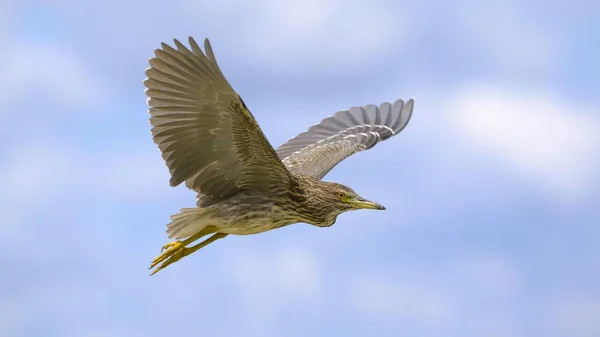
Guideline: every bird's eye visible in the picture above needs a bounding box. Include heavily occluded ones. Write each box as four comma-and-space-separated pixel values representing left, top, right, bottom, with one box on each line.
337, 192, 347, 199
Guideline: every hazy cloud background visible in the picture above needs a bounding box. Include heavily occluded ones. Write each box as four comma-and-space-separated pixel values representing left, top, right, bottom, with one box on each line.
1, 0, 599, 336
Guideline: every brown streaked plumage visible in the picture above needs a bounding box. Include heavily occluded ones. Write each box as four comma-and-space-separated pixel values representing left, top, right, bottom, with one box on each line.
145, 37, 414, 275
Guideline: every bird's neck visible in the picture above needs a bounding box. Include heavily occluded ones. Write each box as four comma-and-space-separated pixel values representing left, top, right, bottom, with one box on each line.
292, 175, 340, 227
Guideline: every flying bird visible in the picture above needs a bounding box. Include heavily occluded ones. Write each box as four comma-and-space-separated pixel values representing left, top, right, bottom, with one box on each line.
144, 37, 414, 275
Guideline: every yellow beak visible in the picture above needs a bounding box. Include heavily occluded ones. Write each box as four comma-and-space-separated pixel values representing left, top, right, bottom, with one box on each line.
351, 197, 386, 210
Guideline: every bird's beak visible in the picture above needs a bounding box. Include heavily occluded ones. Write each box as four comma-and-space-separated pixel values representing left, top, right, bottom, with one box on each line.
352, 197, 386, 210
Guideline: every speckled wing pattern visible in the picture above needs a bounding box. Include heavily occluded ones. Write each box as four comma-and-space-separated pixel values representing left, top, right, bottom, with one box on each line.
144, 37, 292, 200
276, 99, 414, 179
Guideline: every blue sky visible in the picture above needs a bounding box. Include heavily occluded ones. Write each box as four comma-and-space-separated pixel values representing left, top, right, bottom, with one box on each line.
1, 0, 599, 336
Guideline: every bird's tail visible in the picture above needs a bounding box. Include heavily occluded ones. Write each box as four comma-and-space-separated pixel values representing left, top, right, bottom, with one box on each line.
166, 208, 217, 239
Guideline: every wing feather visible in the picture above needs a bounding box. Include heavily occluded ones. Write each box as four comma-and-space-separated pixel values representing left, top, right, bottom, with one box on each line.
276, 98, 414, 179
144, 37, 292, 201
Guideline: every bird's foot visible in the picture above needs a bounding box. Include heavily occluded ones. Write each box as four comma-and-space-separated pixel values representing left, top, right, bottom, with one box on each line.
148, 231, 228, 276
160, 241, 182, 253
149, 241, 186, 275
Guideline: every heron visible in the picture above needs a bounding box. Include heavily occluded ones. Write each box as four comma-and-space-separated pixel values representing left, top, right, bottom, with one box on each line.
144, 37, 414, 275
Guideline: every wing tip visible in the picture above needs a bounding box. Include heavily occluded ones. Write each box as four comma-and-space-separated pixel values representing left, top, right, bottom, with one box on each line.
391, 97, 414, 133
149, 36, 211, 55
169, 176, 182, 187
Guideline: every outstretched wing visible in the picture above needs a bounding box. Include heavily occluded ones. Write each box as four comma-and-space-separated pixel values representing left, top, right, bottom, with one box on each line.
144, 37, 292, 200
276, 98, 414, 179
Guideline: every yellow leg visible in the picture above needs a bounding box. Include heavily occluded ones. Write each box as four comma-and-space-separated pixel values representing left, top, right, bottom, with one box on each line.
149, 230, 228, 275
149, 226, 216, 271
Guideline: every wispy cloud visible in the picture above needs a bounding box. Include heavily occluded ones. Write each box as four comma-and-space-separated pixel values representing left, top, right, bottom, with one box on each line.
187, 0, 409, 74
448, 83, 600, 199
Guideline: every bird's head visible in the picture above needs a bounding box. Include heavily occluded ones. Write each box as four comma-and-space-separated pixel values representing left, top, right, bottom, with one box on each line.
302, 178, 386, 227
322, 182, 386, 213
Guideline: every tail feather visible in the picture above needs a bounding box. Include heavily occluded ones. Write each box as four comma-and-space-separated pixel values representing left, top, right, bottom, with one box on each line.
166, 208, 216, 239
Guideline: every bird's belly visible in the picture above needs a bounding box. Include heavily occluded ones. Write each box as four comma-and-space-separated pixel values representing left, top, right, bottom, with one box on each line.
214, 204, 301, 235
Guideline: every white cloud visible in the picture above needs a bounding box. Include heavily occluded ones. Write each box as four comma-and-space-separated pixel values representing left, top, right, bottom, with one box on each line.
448, 84, 600, 199
252, 0, 403, 68
187, 0, 561, 78
192, 0, 409, 73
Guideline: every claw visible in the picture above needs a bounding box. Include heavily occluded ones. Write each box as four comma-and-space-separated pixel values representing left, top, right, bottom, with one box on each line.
160, 241, 181, 253
149, 241, 184, 270
150, 249, 187, 275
